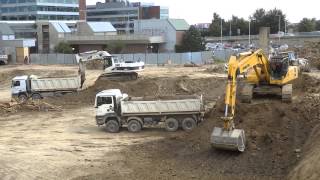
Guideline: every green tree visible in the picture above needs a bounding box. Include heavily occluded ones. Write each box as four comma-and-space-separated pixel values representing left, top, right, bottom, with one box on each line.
225, 15, 249, 36
209, 13, 225, 36
176, 26, 205, 52
298, 18, 317, 32
54, 42, 73, 54
316, 20, 320, 31
251, 8, 287, 34
316, 20, 320, 30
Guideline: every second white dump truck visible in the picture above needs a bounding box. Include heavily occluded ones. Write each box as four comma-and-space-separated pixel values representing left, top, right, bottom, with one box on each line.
11, 75, 82, 102
95, 89, 205, 133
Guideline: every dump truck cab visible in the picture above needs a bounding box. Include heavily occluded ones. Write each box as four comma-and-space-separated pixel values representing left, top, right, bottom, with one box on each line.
11, 76, 29, 98
94, 89, 128, 125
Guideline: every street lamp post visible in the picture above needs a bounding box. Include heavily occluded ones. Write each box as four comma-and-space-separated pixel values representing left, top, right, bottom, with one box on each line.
249, 18, 255, 47
220, 19, 223, 44
249, 20, 251, 46
276, 14, 281, 44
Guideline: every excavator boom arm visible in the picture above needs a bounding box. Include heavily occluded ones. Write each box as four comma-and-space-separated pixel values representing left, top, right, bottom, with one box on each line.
224, 49, 270, 118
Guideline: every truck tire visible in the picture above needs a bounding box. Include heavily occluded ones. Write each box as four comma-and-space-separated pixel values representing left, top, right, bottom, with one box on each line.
18, 94, 28, 103
32, 93, 42, 100
182, 117, 196, 132
165, 118, 179, 132
127, 120, 142, 133
131, 73, 138, 80
105, 120, 120, 133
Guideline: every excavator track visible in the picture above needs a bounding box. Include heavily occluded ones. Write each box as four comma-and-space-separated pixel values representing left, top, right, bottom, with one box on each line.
99, 72, 138, 81
240, 84, 253, 103
281, 84, 292, 102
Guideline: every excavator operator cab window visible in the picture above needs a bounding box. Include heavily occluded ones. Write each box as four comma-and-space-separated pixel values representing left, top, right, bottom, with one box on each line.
103, 57, 113, 69
270, 56, 289, 79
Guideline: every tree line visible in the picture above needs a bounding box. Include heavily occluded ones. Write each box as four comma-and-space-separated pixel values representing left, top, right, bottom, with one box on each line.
203, 8, 320, 37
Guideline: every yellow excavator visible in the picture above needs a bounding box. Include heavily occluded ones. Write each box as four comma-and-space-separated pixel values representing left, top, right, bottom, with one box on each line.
211, 49, 299, 152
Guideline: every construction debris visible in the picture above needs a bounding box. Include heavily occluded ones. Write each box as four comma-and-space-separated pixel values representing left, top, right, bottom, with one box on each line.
294, 42, 320, 69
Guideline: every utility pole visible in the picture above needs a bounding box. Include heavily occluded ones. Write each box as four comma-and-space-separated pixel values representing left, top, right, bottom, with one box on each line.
284, 20, 287, 34
220, 19, 223, 43
249, 20, 251, 46
276, 14, 281, 44
229, 20, 232, 37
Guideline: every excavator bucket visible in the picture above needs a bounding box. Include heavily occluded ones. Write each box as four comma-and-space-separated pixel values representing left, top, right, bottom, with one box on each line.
211, 127, 246, 152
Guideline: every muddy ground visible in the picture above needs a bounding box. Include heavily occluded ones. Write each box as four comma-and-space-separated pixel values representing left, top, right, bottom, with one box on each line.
0, 65, 319, 180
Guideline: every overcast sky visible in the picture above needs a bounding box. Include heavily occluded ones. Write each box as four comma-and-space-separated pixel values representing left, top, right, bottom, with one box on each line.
87, 0, 320, 24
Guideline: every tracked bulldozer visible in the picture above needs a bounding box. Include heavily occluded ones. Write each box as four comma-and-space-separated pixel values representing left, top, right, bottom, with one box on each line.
211, 49, 299, 152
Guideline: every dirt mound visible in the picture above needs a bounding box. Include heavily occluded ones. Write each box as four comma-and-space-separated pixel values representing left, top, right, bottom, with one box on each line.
287, 93, 320, 180
0, 68, 76, 85
205, 64, 226, 73
0, 101, 62, 114
47, 76, 225, 107
85, 60, 104, 70
294, 42, 320, 70
108, 73, 320, 180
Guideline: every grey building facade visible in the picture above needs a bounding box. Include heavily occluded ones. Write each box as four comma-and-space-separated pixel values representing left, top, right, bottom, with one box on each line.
87, 0, 169, 34
0, 0, 79, 21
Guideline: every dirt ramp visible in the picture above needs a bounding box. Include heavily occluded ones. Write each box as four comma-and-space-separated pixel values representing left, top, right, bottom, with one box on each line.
47, 76, 225, 107
109, 74, 320, 180
287, 94, 320, 180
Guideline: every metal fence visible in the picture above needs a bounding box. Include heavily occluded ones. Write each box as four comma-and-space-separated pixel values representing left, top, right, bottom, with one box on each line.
30, 51, 213, 65
213, 49, 235, 62
30, 54, 77, 65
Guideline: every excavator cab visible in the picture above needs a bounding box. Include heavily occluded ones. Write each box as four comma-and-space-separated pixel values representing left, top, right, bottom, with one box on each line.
269, 55, 289, 79
103, 56, 114, 69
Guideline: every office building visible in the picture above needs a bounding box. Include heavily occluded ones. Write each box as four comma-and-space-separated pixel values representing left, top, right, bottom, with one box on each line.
87, 0, 169, 34
0, 0, 81, 21
134, 19, 190, 52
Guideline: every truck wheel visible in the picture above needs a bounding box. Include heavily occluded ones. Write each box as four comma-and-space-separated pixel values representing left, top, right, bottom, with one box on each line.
182, 117, 196, 132
131, 73, 138, 80
105, 120, 120, 133
165, 118, 179, 132
32, 93, 42, 100
127, 120, 142, 133
18, 94, 28, 103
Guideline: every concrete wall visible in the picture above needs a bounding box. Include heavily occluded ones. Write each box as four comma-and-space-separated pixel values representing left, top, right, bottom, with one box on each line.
77, 22, 93, 35
78, 44, 104, 53
134, 19, 176, 52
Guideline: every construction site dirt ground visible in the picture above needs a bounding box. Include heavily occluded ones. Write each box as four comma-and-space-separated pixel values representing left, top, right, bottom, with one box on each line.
0, 64, 319, 180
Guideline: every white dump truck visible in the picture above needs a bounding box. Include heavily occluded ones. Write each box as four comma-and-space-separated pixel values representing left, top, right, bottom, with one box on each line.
95, 89, 205, 133
11, 75, 82, 102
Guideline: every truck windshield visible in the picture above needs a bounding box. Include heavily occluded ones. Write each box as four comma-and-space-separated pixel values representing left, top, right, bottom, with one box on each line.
97, 96, 113, 107
12, 81, 20, 87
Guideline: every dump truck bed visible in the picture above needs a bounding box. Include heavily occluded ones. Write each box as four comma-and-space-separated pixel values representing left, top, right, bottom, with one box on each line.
121, 98, 202, 116
30, 76, 81, 92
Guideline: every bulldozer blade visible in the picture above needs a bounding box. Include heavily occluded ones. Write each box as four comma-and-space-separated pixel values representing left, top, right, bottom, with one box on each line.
211, 127, 246, 152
